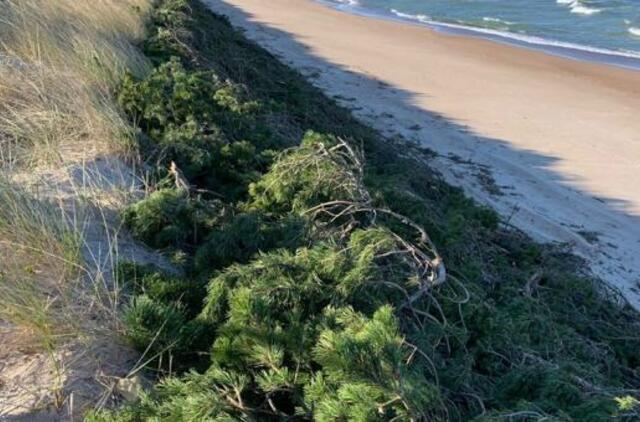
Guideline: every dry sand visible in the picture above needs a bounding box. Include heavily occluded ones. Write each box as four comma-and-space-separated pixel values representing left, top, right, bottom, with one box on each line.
1, 157, 172, 419
205, 0, 640, 307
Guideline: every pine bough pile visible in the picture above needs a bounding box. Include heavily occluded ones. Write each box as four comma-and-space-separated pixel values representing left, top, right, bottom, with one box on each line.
90, 1, 640, 420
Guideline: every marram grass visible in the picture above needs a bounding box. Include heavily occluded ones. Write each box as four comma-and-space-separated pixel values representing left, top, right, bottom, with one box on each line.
0, 0, 151, 169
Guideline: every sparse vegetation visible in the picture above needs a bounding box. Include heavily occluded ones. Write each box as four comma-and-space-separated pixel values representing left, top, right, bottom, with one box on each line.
0, 176, 81, 347
0, 0, 152, 339
0, 0, 152, 417
86, 0, 640, 420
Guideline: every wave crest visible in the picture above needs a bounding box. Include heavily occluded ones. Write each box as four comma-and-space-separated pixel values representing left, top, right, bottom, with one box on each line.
557, 0, 601, 16
390, 9, 429, 23
329, 0, 360, 6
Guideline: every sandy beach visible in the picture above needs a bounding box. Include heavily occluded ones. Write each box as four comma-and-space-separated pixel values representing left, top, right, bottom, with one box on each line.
205, 0, 640, 307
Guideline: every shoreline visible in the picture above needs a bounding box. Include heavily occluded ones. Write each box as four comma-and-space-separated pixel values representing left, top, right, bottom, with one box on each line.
206, 0, 640, 307
318, 0, 640, 72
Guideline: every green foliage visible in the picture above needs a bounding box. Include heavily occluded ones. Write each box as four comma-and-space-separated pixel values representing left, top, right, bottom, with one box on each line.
122, 294, 188, 356
308, 306, 440, 420
142, 0, 191, 64
248, 131, 362, 215
200, 230, 389, 325
103, 0, 640, 420
194, 212, 308, 275
122, 188, 223, 249
117, 262, 213, 369
115, 229, 441, 419
616, 395, 640, 412
117, 262, 206, 316
122, 293, 212, 370
119, 57, 273, 197
114, 301, 439, 420
182, 226, 444, 418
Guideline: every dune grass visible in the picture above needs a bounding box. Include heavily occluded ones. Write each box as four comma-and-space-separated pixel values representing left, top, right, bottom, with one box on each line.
0, 0, 151, 169
0, 0, 152, 415
0, 0, 152, 341
0, 175, 81, 347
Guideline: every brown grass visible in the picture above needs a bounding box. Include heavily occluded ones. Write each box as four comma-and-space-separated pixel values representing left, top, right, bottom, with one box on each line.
0, 1, 152, 415
0, 0, 151, 341
0, 0, 151, 169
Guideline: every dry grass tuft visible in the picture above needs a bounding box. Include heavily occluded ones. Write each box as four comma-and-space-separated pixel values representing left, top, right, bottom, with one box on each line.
0, 173, 83, 347
0, 0, 151, 169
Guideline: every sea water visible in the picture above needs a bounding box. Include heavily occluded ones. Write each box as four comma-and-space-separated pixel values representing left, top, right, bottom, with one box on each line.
324, 0, 640, 69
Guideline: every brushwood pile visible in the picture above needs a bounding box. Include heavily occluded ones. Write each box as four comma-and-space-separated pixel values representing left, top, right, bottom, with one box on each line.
89, 1, 640, 420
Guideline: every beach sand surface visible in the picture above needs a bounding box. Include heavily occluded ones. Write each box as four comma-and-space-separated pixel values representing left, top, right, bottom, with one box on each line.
205, 0, 640, 307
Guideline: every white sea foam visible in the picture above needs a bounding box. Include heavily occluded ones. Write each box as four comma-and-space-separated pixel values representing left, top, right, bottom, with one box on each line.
330, 0, 359, 6
482, 17, 515, 26
630, 27, 640, 38
557, 0, 601, 16
571, 5, 601, 15
396, 16, 640, 61
390, 9, 429, 23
